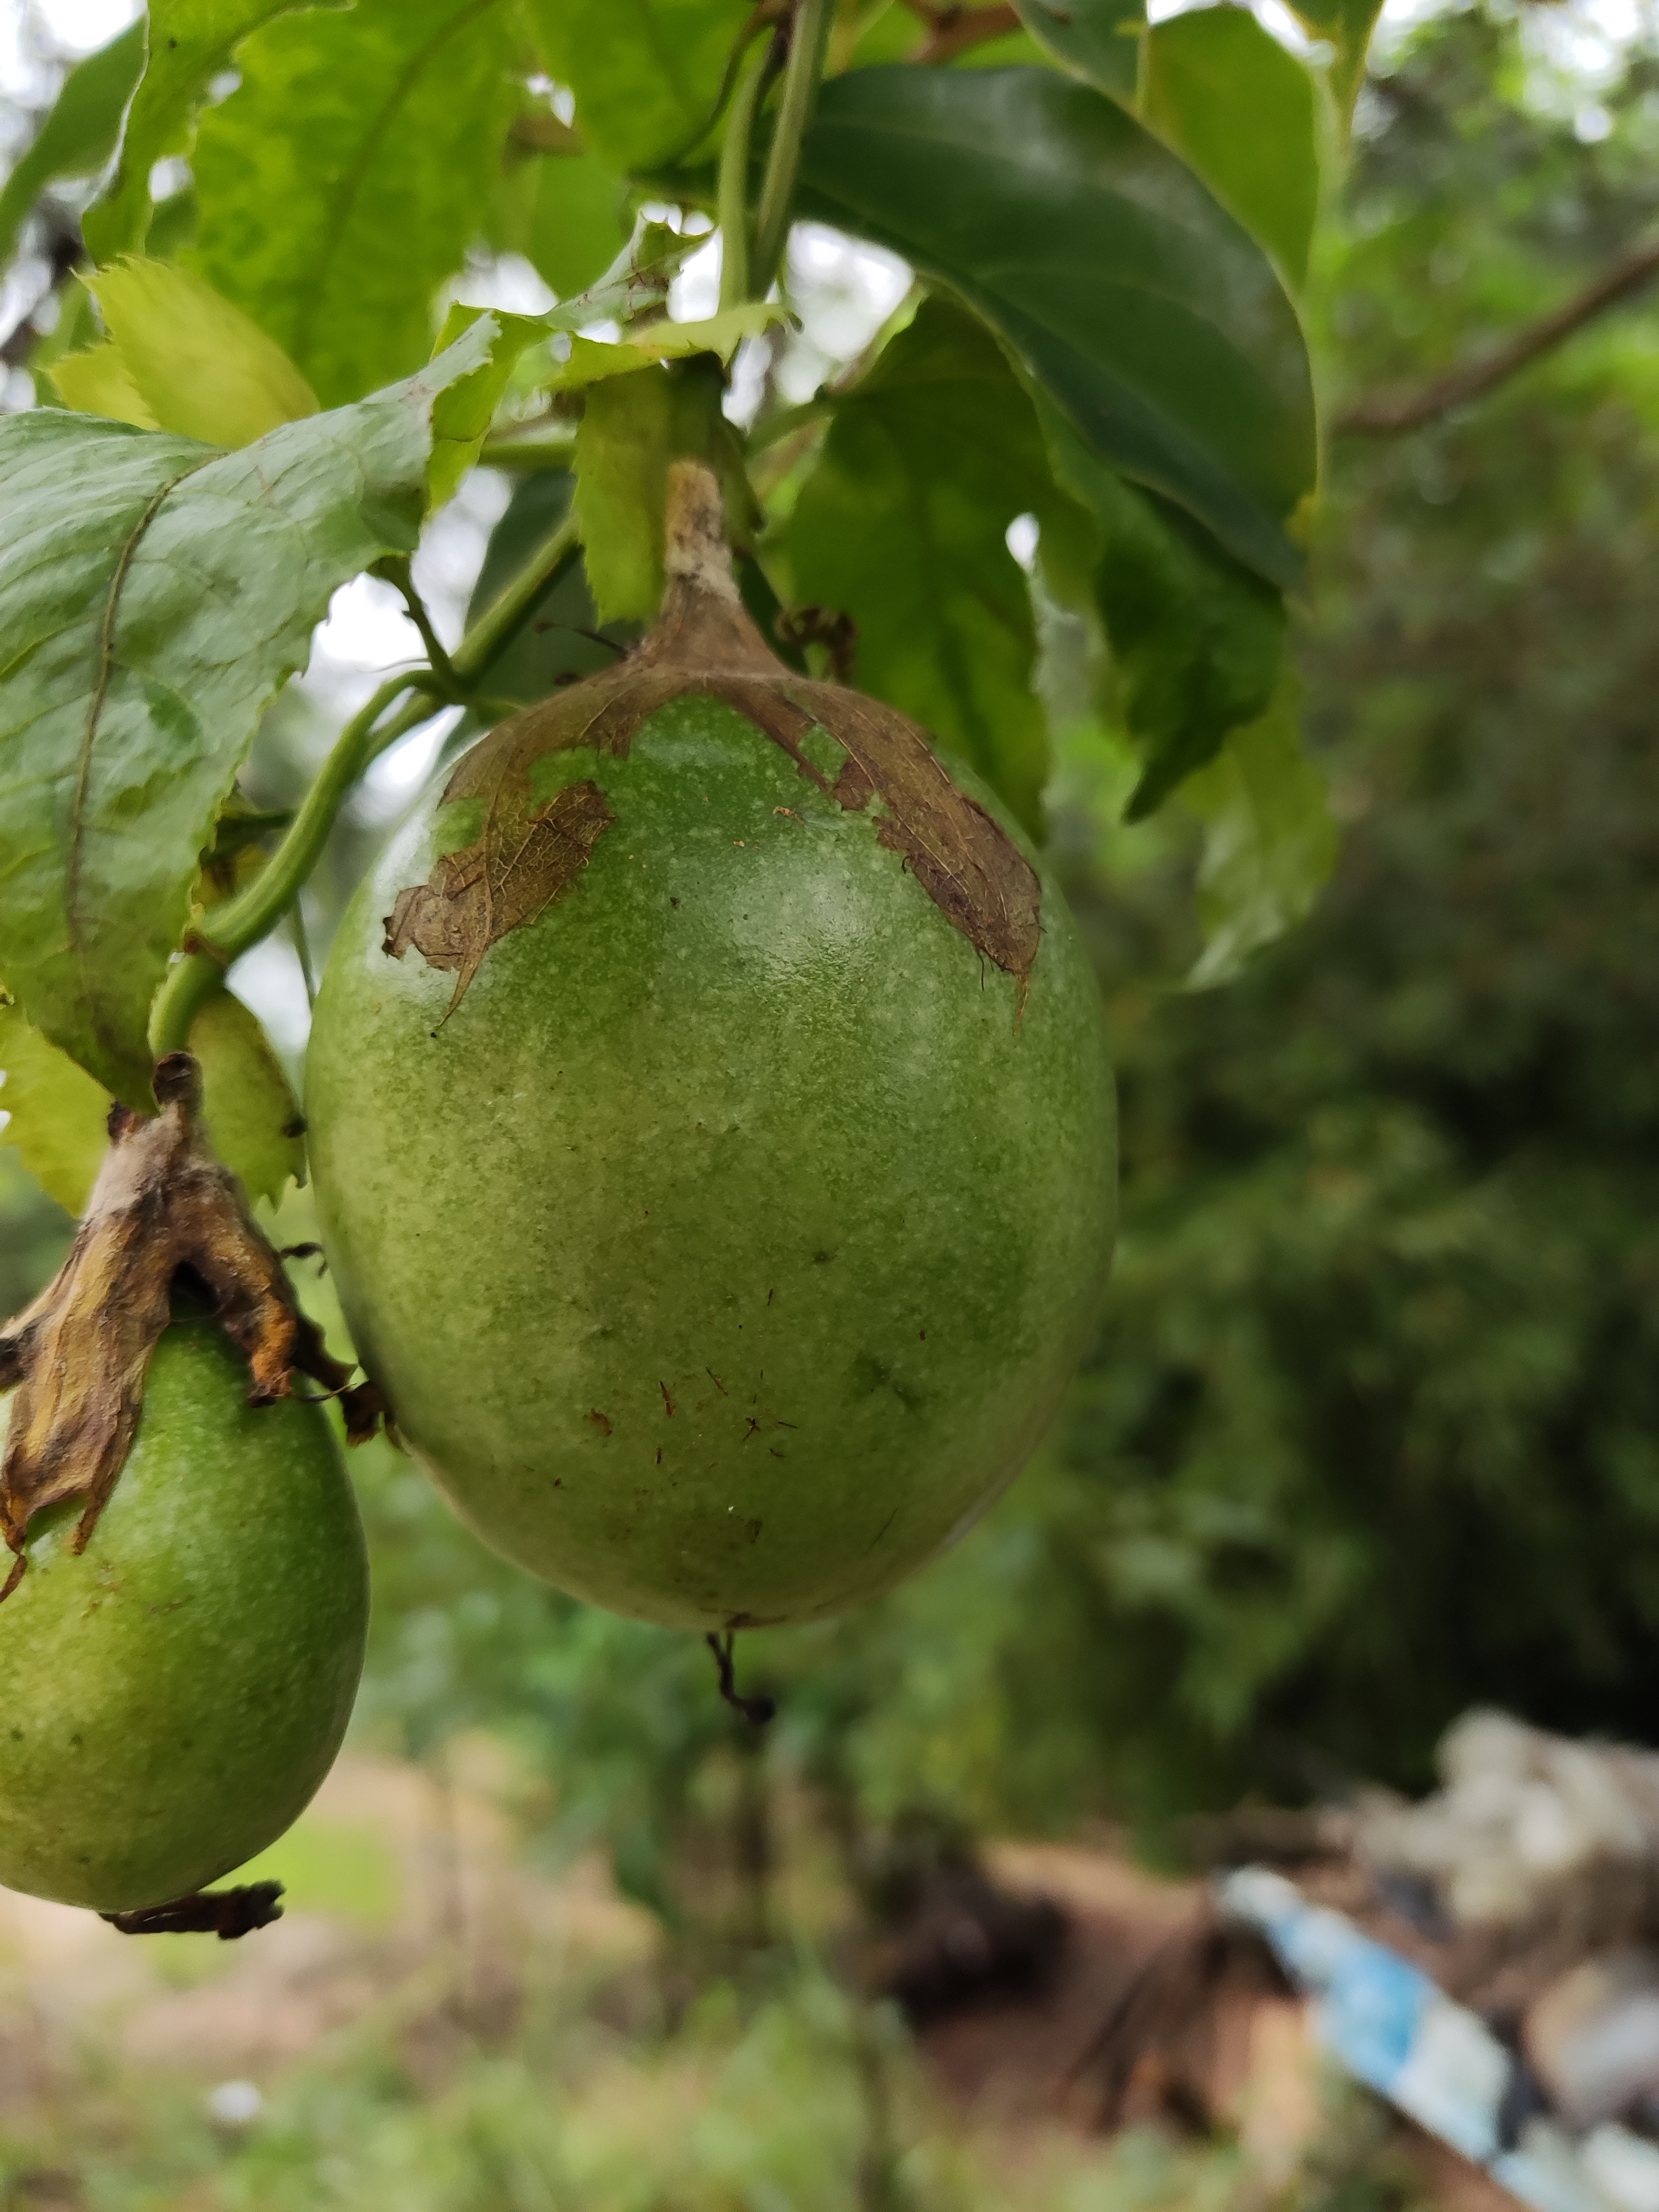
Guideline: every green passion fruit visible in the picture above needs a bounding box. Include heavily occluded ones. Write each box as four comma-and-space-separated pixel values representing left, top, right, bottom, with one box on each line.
306, 465, 1115, 1630
0, 1317, 368, 1912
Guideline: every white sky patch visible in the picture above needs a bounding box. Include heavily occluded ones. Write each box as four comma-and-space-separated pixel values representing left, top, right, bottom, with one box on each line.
227, 936, 311, 1063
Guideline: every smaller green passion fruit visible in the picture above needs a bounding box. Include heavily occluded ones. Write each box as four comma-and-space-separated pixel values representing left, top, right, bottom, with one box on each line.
0, 1318, 368, 1913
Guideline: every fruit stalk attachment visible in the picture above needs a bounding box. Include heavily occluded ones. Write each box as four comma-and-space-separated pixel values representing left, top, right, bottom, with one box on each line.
384, 461, 1041, 1021
706, 1631, 777, 1726
102, 1880, 286, 1940
0, 1052, 381, 1599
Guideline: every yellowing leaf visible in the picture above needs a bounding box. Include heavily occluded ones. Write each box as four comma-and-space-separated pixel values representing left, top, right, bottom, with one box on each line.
85, 258, 319, 448
0, 986, 304, 1214
1182, 672, 1337, 989
0, 995, 109, 1216
190, 989, 306, 1207
50, 339, 159, 427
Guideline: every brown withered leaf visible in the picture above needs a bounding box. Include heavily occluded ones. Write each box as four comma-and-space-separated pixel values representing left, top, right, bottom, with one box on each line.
387, 462, 1041, 1015
0, 1052, 382, 1599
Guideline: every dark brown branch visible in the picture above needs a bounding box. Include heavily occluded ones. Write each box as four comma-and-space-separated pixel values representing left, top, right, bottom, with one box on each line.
902, 2, 1022, 64
1334, 234, 1659, 436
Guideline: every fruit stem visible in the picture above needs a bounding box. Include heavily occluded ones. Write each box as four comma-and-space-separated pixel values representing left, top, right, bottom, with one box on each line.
148, 507, 583, 1066
148, 674, 420, 1058
750, 0, 834, 300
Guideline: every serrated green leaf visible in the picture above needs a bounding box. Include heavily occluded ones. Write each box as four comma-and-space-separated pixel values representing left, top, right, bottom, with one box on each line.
1142, 9, 1321, 293
50, 338, 157, 426
427, 223, 700, 508
524, 0, 735, 171
1285, 0, 1383, 128
799, 66, 1314, 591
0, 18, 145, 269
0, 985, 302, 1214
1182, 671, 1337, 988
1010, 0, 1143, 99
192, 0, 521, 407
190, 988, 305, 1205
0, 994, 108, 1217
427, 306, 547, 512
782, 296, 1057, 839
487, 145, 633, 301
574, 360, 759, 623
549, 304, 784, 392
83, 1, 325, 264
0, 317, 499, 1108
58, 258, 318, 448
1038, 398, 1285, 821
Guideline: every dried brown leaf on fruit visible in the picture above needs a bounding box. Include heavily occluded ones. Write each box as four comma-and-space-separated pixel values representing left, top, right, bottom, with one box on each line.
384, 779, 615, 1016
0, 1052, 381, 1595
384, 462, 1041, 1015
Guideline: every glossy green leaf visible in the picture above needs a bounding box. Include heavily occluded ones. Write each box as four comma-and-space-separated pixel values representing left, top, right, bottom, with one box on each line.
1286, 0, 1383, 127
0, 994, 108, 1217
0, 18, 145, 269
1182, 671, 1337, 988
83, 1, 323, 264
1010, 0, 1143, 99
798, 66, 1314, 589
524, 0, 735, 171
782, 296, 1058, 838
574, 360, 759, 623
56, 258, 318, 448
190, 988, 305, 1206
0, 318, 498, 1107
1038, 398, 1285, 821
192, 0, 521, 407
1142, 9, 1321, 293
488, 147, 633, 301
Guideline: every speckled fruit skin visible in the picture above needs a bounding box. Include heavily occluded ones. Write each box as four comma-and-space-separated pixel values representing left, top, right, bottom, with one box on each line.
0, 1319, 368, 1911
306, 695, 1115, 1629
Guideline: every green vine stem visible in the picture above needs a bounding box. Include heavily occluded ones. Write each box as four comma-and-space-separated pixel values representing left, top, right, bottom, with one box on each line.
718, 36, 775, 313
750, 0, 836, 299
147, 508, 583, 1064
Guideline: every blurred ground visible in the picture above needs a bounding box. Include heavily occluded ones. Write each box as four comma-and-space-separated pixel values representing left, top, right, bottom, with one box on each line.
0, 1749, 1424, 2212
